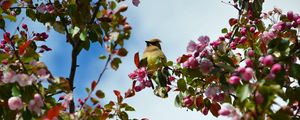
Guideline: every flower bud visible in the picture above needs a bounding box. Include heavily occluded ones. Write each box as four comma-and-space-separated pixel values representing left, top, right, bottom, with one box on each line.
228, 76, 240, 85
262, 55, 274, 66
271, 63, 281, 73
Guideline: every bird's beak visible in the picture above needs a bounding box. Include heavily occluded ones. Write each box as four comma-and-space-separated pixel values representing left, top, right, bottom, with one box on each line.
145, 41, 149, 44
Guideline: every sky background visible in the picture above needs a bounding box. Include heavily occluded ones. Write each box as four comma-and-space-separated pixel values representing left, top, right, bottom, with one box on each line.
4, 0, 300, 120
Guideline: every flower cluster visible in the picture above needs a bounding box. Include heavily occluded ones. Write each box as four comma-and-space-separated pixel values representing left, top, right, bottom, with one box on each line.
36, 4, 55, 14
178, 36, 213, 74
128, 67, 152, 92
29, 94, 44, 115
2, 71, 36, 86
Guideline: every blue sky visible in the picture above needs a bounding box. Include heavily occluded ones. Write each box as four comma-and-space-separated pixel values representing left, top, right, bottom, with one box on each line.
3, 0, 300, 120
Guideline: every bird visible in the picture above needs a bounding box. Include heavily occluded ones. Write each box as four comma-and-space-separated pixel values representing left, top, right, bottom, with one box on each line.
141, 39, 169, 93
141, 38, 167, 73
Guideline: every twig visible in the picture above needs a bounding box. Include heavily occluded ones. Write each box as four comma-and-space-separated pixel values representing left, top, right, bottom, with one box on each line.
79, 54, 112, 110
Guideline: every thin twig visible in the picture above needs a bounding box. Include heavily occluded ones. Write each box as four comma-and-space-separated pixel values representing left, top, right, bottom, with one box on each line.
79, 54, 112, 110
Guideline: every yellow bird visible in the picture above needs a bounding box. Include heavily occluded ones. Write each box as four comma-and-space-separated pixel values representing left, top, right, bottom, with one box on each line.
142, 38, 167, 73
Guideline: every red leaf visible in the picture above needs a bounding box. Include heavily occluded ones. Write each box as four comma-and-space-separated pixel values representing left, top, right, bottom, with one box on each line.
3, 32, 10, 43
229, 18, 237, 26
19, 40, 31, 55
113, 90, 123, 103
113, 90, 121, 97
134, 52, 139, 68
260, 42, 267, 54
1, 1, 12, 10
43, 105, 62, 120
210, 102, 221, 117
124, 88, 135, 98
91, 80, 97, 91
195, 95, 204, 109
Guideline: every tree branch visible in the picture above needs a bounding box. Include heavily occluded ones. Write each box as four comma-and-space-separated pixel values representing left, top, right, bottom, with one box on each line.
68, 41, 78, 113
79, 54, 112, 110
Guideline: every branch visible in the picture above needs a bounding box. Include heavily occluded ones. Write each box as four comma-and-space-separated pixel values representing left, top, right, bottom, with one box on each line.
79, 54, 112, 110
68, 41, 78, 113
89, 0, 102, 24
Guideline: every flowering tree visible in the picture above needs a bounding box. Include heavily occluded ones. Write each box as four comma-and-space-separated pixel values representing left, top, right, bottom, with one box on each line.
0, 0, 139, 119
129, 0, 300, 119
1, 0, 300, 119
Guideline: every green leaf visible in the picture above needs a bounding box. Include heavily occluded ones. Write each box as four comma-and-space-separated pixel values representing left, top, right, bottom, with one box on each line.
118, 111, 128, 120
80, 29, 88, 41
0, 19, 5, 29
174, 94, 183, 107
71, 26, 80, 38
177, 79, 187, 92
90, 97, 99, 105
111, 57, 122, 70
99, 55, 106, 60
11, 85, 21, 97
237, 84, 251, 102
3, 15, 16, 22
124, 105, 135, 111
26, 9, 36, 21
221, 28, 228, 33
85, 88, 90, 93
289, 63, 300, 80
96, 90, 105, 99
53, 22, 65, 34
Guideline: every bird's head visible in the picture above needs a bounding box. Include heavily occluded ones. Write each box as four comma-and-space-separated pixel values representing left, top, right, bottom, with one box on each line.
145, 38, 162, 49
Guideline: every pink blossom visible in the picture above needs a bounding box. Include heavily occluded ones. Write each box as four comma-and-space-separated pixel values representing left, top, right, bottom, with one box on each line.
183, 57, 198, 69
205, 85, 219, 98
210, 40, 221, 48
228, 76, 240, 85
250, 27, 256, 33
136, 67, 147, 79
187, 41, 197, 52
199, 59, 213, 74
240, 27, 247, 36
168, 76, 176, 82
271, 63, 281, 73
8, 97, 23, 110
242, 67, 254, 81
288, 11, 296, 20
255, 91, 264, 104
202, 107, 209, 115
128, 72, 137, 79
236, 67, 245, 73
144, 80, 152, 87
16, 74, 33, 87
2, 71, 16, 83
29, 94, 44, 115
132, 0, 140, 7
134, 85, 143, 92
245, 59, 252, 67
198, 36, 210, 45
183, 96, 193, 107
262, 55, 274, 66
240, 36, 247, 44
45, 5, 55, 14
247, 49, 254, 57
36, 4, 46, 13
260, 31, 276, 44
218, 108, 231, 116
267, 73, 275, 80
